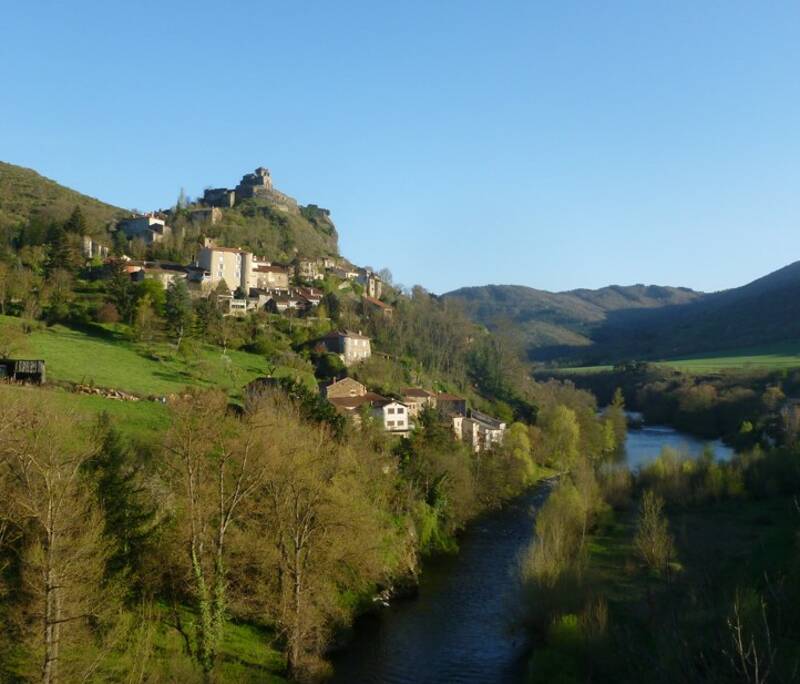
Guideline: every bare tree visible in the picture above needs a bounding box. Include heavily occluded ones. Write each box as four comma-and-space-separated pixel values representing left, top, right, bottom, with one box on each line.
163, 389, 266, 677
0, 398, 115, 684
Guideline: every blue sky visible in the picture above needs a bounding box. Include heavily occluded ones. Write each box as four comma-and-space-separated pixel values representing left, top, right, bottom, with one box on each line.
2, 1, 798, 294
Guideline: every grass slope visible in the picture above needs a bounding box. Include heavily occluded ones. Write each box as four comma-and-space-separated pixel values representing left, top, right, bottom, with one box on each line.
0, 160, 126, 236
0, 315, 267, 396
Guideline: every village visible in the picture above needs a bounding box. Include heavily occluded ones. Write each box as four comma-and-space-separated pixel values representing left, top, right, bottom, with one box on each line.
6, 167, 508, 453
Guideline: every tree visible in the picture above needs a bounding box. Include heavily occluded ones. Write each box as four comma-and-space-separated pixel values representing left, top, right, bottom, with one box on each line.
321, 292, 340, 322
107, 261, 136, 323
0, 320, 29, 358
538, 405, 580, 470
163, 391, 266, 677
165, 279, 193, 348
43, 269, 75, 323
63, 206, 88, 235
249, 395, 386, 678
133, 294, 157, 344
86, 414, 156, 586
134, 278, 166, 316
47, 227, 83, 274
634, 490, 675, 574
0, 261, 10, 315
0, 398, 118, 683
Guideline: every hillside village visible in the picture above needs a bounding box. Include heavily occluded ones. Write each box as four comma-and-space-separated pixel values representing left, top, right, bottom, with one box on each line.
1, 165, 508, 450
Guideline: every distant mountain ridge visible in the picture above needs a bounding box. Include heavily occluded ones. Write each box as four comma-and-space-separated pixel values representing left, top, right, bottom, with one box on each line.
445, 264, 800, 364
444, 283, 703, 361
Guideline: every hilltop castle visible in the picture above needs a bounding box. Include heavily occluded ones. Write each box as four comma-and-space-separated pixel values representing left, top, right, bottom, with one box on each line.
202, 167, 298, 212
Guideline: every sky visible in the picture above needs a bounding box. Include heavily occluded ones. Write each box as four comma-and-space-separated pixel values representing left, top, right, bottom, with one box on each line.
1, 1, 799, 294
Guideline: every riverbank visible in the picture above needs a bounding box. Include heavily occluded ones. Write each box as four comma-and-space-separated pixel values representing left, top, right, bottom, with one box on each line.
522, 438, 800, 683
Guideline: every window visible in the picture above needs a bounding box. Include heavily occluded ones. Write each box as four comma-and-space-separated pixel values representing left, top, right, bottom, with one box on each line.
388, 408, 395, 414
387, 420, 395, 427
397, 407, 405, 414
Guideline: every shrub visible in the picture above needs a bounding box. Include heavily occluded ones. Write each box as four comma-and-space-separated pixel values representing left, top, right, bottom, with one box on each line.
634, 490, 675, 575
95, 302, 120, 324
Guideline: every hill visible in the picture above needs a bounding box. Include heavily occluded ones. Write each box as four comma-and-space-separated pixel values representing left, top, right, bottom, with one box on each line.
0, 160, 126, 237
444, 283, 702, 361
0, 160, 339, 260
591, 260, 800, 361
199, 199, 339, 260
446, 261, 800, 365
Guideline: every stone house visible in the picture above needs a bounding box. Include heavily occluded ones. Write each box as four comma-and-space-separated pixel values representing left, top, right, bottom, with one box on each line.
295, 258, 323, 281
294, 286, 323, 306
453, 410, 506, 452
357, 269, 383, 299
117, 214, 172, 245
363, 295, 393, 318
81, 236, 109, 260
320, 330, 371, 366
189, 207, 223, 225
324, 377, 367, 399
401, 388, 437, 418
253, 264, 290, 290
437, 392, 468, 417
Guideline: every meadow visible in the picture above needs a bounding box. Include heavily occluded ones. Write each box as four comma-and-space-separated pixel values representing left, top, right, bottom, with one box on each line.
540, 339, 800, 376
0, 314, 268, 397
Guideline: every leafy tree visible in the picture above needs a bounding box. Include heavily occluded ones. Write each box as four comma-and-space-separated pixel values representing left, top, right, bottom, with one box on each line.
133, 294, 157, 344
538, 404, 580, 470
43, 268, 75, 323
134, 278, 166, 316
165, 279, 193, 348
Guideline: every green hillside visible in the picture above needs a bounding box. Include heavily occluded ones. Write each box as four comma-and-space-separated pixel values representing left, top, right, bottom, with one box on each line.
0, 160, 126, 238
0, 315, 275, 397
444, 283, 702, 361
196, 199, 339, 260
448, 262, 800, 367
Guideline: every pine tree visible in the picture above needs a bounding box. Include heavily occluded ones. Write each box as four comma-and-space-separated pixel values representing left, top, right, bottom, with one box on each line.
87, 414, 156, 585
63, 205, 88, 235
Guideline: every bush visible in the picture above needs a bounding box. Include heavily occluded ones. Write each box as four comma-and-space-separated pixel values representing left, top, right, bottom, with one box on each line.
634, 490, 675, 575
95, 302, 120, 324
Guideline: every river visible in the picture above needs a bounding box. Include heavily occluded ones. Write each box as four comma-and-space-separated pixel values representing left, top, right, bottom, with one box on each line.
329, 424, 734, 683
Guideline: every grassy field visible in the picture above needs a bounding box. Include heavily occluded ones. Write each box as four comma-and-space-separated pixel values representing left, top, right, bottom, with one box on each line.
539, 339, 800, 376
0, 383, 170, 441
662, 340, 800, 372
1, 315, 268, 397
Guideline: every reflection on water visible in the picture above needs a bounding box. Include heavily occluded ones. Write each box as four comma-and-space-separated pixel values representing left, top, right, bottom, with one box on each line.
625, 425, 734, 469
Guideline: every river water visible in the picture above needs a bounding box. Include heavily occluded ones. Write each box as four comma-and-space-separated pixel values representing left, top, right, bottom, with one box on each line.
329, 424, 733, 683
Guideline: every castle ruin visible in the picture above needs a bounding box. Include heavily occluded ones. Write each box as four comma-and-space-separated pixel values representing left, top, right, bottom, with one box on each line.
202, 167, 297, 212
